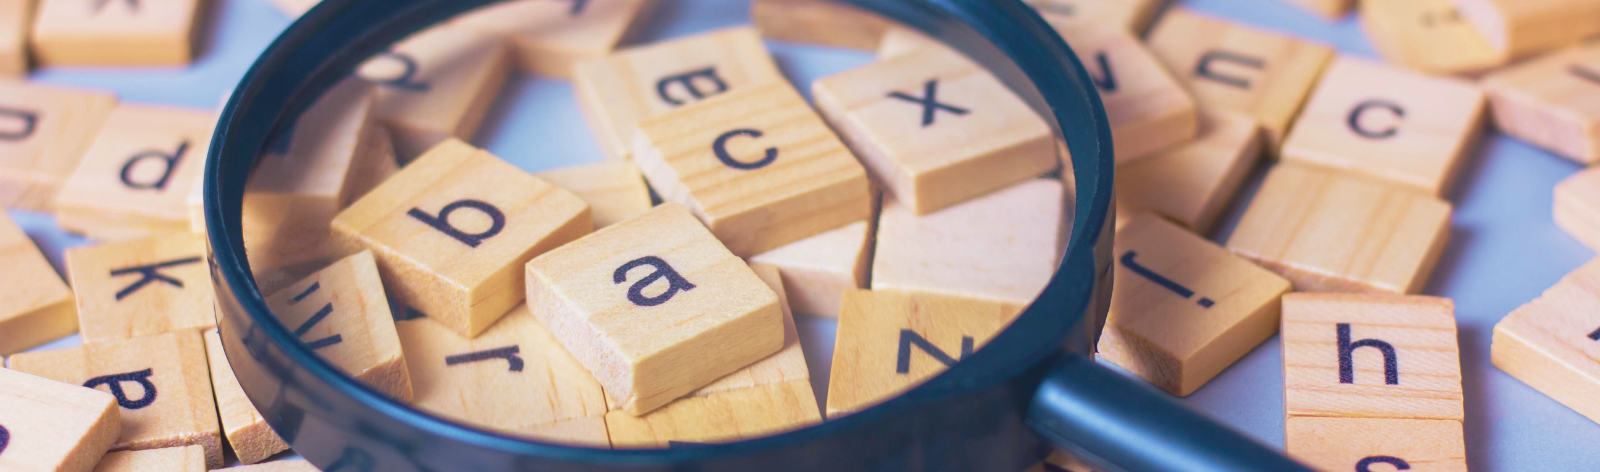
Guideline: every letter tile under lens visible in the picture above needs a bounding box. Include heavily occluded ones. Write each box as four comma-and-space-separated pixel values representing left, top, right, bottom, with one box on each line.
1450, 0, 1600, 59
0, 82, 118, 212
813, 44, 1056, 215
1282, 56, 1486, 197
1147, 7, 1335, 155
826, 289, 1022, 417
65, 233, 213, 344
1099, 214, 1292, 397
573, 26, 786, 161
397, 303, 610, 446
1054, 25, 1198, 163
30, 0, 204, 66
202, 330, 287, 464
750, 0, 897, 51
333, 139, 591, 338
0, 367, 121, 472
53, 104, 213, 241
7, 330, 222, 468
535, 161, 654, 229
1492, 259, 1600, 425
264, 250, 411, 401
451, 0, 655, 79
91, 445, 207, 472
1359, 0, 1506, 75
633, 82, 874, 257
1281, 293, 1464, 421
526, 204, 784, 416
0, 212, 76, 356
358, 26, 511, 162
1115, 110, 1263, 234
1481, 41, 1600, 165
1024, 0, 1170, 35
1226, 163, 1451, 294
749, 219, 873, 318
1285, 417, 1467, 472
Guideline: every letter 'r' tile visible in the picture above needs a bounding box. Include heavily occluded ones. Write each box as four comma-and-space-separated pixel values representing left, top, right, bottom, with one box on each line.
65, 233, 214, 344
1281, 293, 1464, 421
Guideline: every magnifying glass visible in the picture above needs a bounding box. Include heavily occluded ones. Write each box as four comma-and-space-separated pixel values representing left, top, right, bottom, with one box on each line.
203, 0, 1316, 470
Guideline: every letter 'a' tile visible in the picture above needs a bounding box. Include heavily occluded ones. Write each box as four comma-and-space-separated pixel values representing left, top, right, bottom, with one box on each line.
397, 303, 610, 446
1285, 417, 1467, 472
750, 0, 897, 51
0, 212, 76, 355
358, 27, 511, 162
30, 0, 204, 66
0, 367, 121, 472
201, 331, 286, 464
573, 26, 785, 161
91, 445, 206, 472
450, 0, 654, 79
633, 82, 874, 257
1115, 110, 1263, 234
749, 220, 873, 318
8, 330, 222, 468
813, 45, 1056, 215
1492, 259, 1600, 425
333, 139, 591, 338
1056, 25, 1198, 163
65, 233, 213, 344
0, 82, 117, 211
1282, 293, 1464, 421
1283, 57, 1486, 197
1481, 42, 1600, 165
264, 250, 412, 401
53, 104, 214, 241
1450, 0, 1600, 59
1024, 0, 1170, 35
526, 203, 784, 415
1360, 0, 1506, 75
535, 161, 653, 229
1226, 163, 1452, 294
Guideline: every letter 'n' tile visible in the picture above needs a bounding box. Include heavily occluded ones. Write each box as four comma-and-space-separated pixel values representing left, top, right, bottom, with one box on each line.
53, 104, 214, 241
1281, 293, 1464, 421
65, 233, 213, 344
333, 138, 591, 338
526, 203, 785, 416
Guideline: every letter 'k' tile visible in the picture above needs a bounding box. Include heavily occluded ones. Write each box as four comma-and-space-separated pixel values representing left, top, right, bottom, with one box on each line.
65, 233, 214, 344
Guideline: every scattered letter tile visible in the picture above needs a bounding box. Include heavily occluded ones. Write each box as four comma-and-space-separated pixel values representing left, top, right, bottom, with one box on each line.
1481, 42, 1600, 165
0, 366, 121, 472
450, 0, 654, 79
0, 211, 76, 355
0, 82, 117, 211
535, 161, 653, 229
202, 330, 287, 464
1492, 259, 1600, 425
1115, 110, 1263, 234
53, 104, 214, 241
264, 250, 411, 401
31, 0, 204, 66
65, 233, 213, 344
1281, 293, 1465, 421
358, 27, 511, 162
1285, 417, 1467, 472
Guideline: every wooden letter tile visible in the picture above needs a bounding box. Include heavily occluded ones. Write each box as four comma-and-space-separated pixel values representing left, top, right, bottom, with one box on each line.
0, 212, 76, 355
264, 250, 411, 401
0, 82, 117, 211
450, 0, 654, 79
397, 303, 610, 446
1481, 42, 1600, 164
1492, 259, 1600, 425
633, 82, 874, 256
572, 26, 785, 161
1275, 0, 1354, 19
1282, 293, 1464, 421
1025, 0, 1170, 35
1359, 0, 1507, 75
535, 161, 653, 229
0, 0, 27, 76
1226, 163, 1452, 294
1283, 56, 1486, 197
1285, 417, 1467, 472
7, 330, 222, 467
751, 0, 896, 51
1115, 110, 1263, 234
1057, 25, 1198, 163
525, 203, 784, 415
1098, 214, 1292, 397
1148, 8, 1335, 153
332, 139, 591, 338
30, 0, 203, 66
874, 27, 944, 60
0, 367, 121, 472
872, 178, 1067, 307
65, 233, 213, 344
826, 289, 1022, 417
1555, 167, 1600, 250
749, 220, 873, 318
357, 27, 511, 162
1450, 0, 1600, 59
91, 446, 206, 472
202, 330, 287, 464
53, 104, 214, 241
813, 45, 1056, 215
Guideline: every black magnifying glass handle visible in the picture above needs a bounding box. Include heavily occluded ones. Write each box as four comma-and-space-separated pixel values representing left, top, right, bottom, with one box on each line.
1027, 353, 1318, 472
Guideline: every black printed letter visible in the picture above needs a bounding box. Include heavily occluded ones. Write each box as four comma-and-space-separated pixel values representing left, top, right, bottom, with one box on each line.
120, 141, 189, 190
288, 282, 342, 350
613, 256, 696, 307
0, 108, 37, 141
656, 67, 728, 106
446, 345, 524, 372
1338, 323, 1399, 385
365, 53, 430, 91
1571, 65, 1600, 86
84, 369, 158, 409
1357, 456, 1411, 472
1089, 51, 1117, 91
1588, 325, 1599, 341
712, 129, 777, 170
1194, 50, 1265, 89
93, 0, 137, 13
407, 199, 506, 248
110, 257, 203, 300
887, 79, 969, 127
1347, 100, 1404, 140
0, 424, 8, 455
895, 330, 974, 373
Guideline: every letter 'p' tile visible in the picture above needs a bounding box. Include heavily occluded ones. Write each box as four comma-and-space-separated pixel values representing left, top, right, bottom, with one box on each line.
1282, 293, 1464, 422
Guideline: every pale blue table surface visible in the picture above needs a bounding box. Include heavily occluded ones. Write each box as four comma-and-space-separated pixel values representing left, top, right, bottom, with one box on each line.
11, 0, 1598, 470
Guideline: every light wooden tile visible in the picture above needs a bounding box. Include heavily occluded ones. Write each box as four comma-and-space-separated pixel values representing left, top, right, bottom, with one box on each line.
91, 446, 206, 472
1024, 0, 1170, 35
874, 27, 944, 60
0, 82, 117, 211
30, 0, 203, 66
826, 289, 1022, 417
0, 211, 76, 355
1285, 417, 1468, 472
1283, 57, 1486, 197
0, 0, 28, 76
525, 203, 784, 415
1480, 42, 1600, 164
572, 26, 785, 161
1491, 258, 1600, 425
397, 303, 610, 446
1359, 0, 1507, 75
201, 330, 286, 464
1024, 452, 1098, 472
1057, 25, 1198, 163
264, 250, 411, 401
65, 233, 213, 344
450, 0, 654, 79
633, 82, 874, 256
218, 459, 321, 472
1282, 293, 1464, 421
53, 104, 214, 241
1275, 0, 1354, 19
690, 263, 810, 396
1115, 110, 1263, 234
813, 45, 1056, 215
535, 161, 653, 229
1450, 0, 1600, 59
7, 330, 222, 468
750, 0, 896, 51
1098, 214, 1291, 397
332, 139, 591, 338
357, 27, 511, 162
0, 367, 120, 472
749, 220, 872, 318
872, 178, 1067, 307
605, 379, 820, 448
1148, 8, 1335, 154
264, 0, 317, 17
1556, 167, 1600, 250
1226, 163, 1452, 294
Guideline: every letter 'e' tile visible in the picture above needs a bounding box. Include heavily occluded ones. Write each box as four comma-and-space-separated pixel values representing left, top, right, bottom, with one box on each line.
53, 104, 214, 241
1492, 258, 1600, 425
0, 367, 121, 472
65, 233, 213, 344
1281, 293, 1464, 421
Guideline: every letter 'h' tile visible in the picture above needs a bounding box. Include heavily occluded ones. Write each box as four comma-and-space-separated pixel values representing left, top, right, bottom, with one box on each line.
1282, 293, 1464, 421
